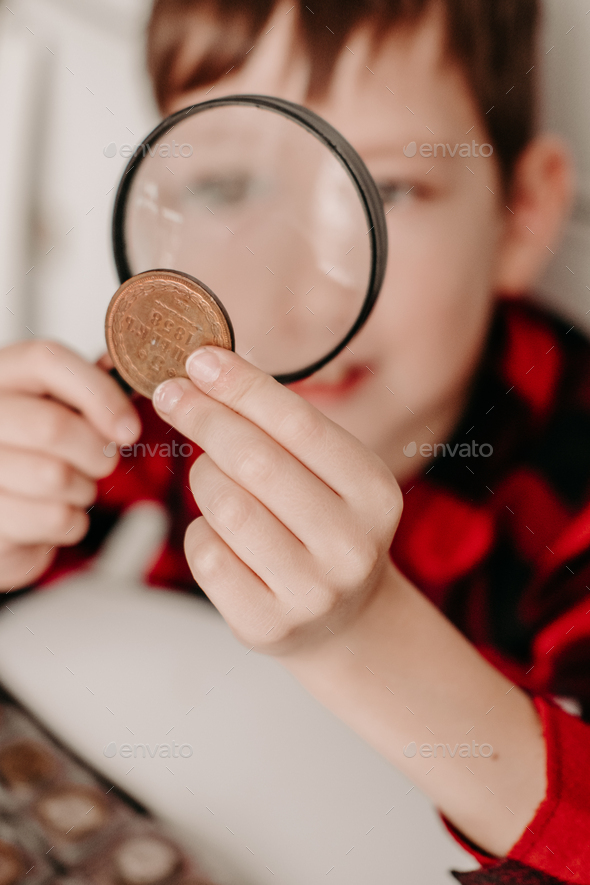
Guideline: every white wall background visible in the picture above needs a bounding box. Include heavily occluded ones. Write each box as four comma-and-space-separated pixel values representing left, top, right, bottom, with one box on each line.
0, 0, 156, 353
0, 0, 588, 356
537, 0, 590, 327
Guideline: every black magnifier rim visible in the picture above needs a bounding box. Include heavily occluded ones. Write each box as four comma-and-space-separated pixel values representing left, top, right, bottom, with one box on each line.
112, 94, 388, 385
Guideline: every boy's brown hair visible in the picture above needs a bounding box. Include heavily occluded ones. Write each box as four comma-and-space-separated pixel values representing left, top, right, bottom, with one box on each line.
146, 0, 540, 188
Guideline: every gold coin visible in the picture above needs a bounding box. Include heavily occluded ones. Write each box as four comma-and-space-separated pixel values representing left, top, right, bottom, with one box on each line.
105, 270, 234, 398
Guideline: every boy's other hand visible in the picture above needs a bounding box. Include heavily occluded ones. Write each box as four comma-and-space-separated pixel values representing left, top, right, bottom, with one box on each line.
0, 340, 141, 590
153, 346, 403, 656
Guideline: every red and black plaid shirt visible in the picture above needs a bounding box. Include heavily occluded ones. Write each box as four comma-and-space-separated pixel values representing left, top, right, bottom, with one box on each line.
36, 298, 590, 884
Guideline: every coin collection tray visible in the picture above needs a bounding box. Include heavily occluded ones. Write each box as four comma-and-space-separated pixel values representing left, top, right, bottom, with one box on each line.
0, 686, 215, 885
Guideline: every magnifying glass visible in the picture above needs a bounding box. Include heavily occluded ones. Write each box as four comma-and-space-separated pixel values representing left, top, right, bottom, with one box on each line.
106, 94, 388, 395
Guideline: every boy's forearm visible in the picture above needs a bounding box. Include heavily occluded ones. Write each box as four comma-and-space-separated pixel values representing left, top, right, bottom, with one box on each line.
279, 560, 546, 859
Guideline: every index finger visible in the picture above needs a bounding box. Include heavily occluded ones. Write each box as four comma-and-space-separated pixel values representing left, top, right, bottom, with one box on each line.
156, 346, 392, 503
0, 340, 141, 444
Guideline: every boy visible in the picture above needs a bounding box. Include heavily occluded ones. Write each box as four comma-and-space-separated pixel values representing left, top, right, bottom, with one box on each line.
0, 1, 588, 881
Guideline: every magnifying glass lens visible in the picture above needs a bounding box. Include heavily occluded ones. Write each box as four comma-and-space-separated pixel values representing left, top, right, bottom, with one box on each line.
113, 97, 387, 387
123, 103, 376, 379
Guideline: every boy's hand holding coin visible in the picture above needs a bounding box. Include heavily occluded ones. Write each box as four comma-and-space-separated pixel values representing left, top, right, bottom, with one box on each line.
153, 345, 403, 655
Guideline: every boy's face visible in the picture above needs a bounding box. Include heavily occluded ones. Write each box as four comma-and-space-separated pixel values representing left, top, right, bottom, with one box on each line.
169, 6, 508, 480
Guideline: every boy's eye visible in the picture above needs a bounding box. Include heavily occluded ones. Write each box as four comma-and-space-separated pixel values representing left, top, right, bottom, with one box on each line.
375, 181, 415, 208
185, 172, 269, 208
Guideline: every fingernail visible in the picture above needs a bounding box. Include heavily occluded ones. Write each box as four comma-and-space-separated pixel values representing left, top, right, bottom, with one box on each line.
153, 380, 184, 414
186, 349, 221, 385
116, 414, 141, 442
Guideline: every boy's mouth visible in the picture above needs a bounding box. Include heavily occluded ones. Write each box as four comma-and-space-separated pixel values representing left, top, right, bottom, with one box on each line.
287, 363, 372, 402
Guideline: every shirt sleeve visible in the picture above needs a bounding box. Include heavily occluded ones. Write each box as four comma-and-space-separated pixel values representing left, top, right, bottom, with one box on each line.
445, 695, 590, 884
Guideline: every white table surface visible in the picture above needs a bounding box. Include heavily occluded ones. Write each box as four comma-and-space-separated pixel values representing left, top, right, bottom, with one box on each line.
0, 503, 476, 884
